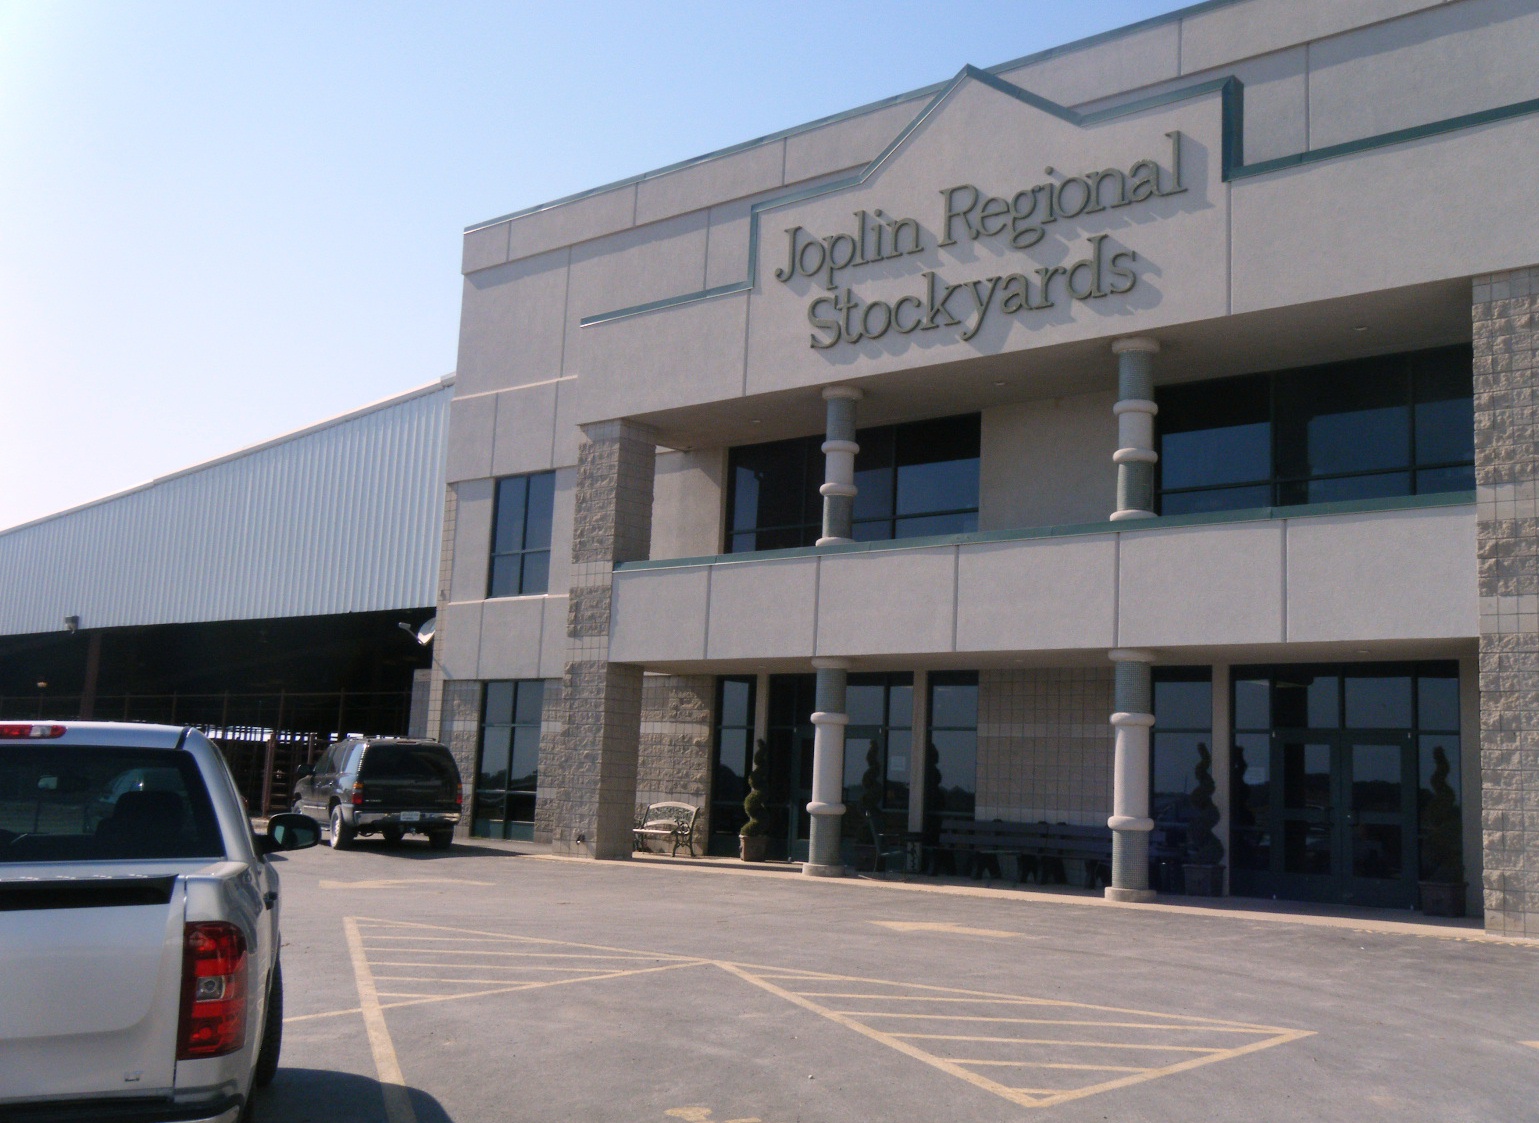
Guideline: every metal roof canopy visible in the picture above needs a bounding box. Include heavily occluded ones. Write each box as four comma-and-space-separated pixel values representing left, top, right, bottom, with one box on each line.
0, 377, 452, 637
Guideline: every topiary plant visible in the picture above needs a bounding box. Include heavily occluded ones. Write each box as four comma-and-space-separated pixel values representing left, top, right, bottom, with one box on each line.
740, 738, 769, 838
1421, 745, 1463, 883
1185, 741, 1225, 866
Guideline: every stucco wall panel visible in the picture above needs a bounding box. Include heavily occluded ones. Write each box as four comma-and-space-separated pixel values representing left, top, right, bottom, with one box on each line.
956, 536, 1116, 652
1286, 506, 1478, 641
504, 185, 637, 265
455, 249, 570, 397
1307, 0, 1539, 151
782, 101, 919, 185
704, 557, 817, 660
477, 595, 548, 680
652, 449, 725, 561
437, 601, 483, 679
1230, 115, 1539, 313
448, 479, 494, 604
981, 392, 1116, 531
634, 141, 786, 227
997, 22, 1181, 107
609, 567, 709, 664
461, 220, 511, 274
1179, 0, 1440, 73
816, 548, 956, 657
489, 381, 560, 477
445, 393, 497, 484
1119, 521, 1285, 647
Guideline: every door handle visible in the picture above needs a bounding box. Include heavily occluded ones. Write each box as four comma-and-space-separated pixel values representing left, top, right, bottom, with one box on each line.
263, 890, 278, 910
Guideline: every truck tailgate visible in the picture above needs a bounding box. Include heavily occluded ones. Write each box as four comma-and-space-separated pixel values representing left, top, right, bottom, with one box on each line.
0, 874, 186, 1098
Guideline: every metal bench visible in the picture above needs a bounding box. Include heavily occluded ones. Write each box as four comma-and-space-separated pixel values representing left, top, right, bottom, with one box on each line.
631, 801, 700, 857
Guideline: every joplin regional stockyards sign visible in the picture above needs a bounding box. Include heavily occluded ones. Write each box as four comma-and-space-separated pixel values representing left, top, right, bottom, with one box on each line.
775, 132, 1187, 349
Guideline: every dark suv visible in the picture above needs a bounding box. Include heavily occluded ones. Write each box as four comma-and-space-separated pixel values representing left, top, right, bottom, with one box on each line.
293, 738, 462, 850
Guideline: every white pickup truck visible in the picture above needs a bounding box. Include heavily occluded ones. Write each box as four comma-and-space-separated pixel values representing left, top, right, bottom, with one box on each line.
0, 721, 320, 1122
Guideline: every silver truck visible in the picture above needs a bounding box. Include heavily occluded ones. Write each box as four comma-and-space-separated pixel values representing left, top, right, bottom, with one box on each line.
0, 720, 320, 1122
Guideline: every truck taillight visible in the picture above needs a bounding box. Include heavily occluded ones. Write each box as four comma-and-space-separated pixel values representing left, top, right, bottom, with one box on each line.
177, 922, 247, 1060
0, 723, 65, 739
351, 781, 365, 807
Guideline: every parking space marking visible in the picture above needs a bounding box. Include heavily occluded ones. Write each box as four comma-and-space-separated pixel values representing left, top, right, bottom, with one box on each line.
330, 918, 1311, 1114
870, 921, 1026, 938
319, 878, 493, 890
718, 963, 1311, 1109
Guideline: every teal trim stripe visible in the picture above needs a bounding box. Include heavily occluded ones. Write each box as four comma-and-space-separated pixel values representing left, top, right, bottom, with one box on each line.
615, 492, 1474, 573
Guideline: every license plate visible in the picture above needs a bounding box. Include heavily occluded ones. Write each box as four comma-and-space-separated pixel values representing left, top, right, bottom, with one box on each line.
399, 812, 421, 822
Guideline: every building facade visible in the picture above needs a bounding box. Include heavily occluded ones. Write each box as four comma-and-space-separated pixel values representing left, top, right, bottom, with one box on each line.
432, 0, 1539, 935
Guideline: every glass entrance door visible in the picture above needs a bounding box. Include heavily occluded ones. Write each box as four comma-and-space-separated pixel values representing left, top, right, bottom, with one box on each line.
1234, 731, 1416, 907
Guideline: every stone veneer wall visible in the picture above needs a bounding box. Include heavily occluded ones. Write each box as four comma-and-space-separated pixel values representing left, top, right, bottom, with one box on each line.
532, 680, 564, 844
438, 678, 482, 835
634, 674, 715, 851
543, 420, 656, 857
976, 668, 1113, 826
1474, 267, 1539, 937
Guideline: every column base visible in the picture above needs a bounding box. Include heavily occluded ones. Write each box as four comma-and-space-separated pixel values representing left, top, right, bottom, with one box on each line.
802, 862, 846, 878
1104, 886, 1156, 903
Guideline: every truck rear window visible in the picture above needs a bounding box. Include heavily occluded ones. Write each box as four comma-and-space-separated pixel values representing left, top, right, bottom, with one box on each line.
0, 746, 224, 863
359, 744, 458, 785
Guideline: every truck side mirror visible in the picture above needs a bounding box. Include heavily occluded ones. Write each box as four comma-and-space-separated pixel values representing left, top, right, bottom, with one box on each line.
294, 764, 313, 780
262, 812, 321, 854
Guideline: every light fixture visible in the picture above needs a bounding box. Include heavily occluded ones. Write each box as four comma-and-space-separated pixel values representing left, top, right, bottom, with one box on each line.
750, 418, 762, 425
1355, 648, 1371, 655
398, 618, 436, 646
994, 380, 1006, 387
1353, 325, 1368, 332
36, 681, 47, 690
63, 616, 79, 634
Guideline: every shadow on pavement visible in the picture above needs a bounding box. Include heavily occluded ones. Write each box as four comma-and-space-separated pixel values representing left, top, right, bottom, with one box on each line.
255, 1067, 453, 1123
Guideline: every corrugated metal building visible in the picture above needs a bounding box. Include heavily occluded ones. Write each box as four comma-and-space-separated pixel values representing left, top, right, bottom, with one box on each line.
0, 376, 452, 635
0, 378, 453, 797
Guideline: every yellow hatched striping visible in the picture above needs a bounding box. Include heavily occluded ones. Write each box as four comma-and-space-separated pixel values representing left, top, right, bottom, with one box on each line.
836, 1011, 1279, 1032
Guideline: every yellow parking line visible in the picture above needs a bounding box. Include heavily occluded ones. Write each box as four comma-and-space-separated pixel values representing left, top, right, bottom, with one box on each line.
362, 946, 669, 960
840, 1012, 1276, 1032
352, 916, 704, 960
343, 916, 419, 1123
889, 1033, 1224, 1052
953, 1060, 1149, 1072
367, 960, 617, 973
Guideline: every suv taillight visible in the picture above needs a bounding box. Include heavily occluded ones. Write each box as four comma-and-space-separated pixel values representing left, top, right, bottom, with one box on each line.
351, 781, 365, 807
454, 780, 463, 808
177, 922, 247, 1059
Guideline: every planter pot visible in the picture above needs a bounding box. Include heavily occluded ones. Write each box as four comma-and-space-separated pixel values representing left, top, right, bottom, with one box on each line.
739, 834, 768, 863
1419, 880, 1466, 918
1182, 863, 1226, 897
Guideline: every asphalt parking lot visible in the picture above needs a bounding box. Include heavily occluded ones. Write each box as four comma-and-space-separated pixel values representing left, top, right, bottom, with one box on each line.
258, 837, 1539, 1123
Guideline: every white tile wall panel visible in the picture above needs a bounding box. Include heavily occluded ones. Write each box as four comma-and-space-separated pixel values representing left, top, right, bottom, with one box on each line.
0, 380, 451, 635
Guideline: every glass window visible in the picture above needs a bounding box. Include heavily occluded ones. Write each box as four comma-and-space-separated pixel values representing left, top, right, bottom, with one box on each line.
709, 677, 757, 845
843, 673, 914, 838
0, 745, 224, 862
473, 679, 544, 840
1150, 671, 1213, 855
726, 415, 980, 552
924, 672, 977, 837
1345, 674, 1413, 729
489, 472, 555, 597
1157, 346, 1473, 515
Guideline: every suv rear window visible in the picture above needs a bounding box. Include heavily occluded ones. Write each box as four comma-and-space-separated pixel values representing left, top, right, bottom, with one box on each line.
359, 744, 458, 785
0, 746, 224, 863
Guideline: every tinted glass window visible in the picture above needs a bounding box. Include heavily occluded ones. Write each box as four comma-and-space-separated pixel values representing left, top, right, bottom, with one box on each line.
925, 672, 978, 834
360, 744, 458, 784
726, 415, 980, 552
489, 473, 555, 597
474, 680, 543, 839
1157, 346, 1472, 514
710, 677, 757, 843
0, 746, 224, 862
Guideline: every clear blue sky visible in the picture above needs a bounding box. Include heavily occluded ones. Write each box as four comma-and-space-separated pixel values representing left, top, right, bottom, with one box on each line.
0, 0, 1190, 532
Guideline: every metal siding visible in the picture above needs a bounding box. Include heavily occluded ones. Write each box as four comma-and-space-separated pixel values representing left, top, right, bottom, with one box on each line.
0, 384, 451, 635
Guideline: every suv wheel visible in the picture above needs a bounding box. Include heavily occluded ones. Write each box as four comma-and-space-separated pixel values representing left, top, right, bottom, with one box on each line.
329, 805, 355, 850
381, 825, 403, 846
427, 830, 453, 851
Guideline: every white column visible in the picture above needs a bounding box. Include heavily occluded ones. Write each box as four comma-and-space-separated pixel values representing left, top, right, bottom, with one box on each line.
817, 386, 862, 546
805, 656, 850, 877
1110, 337, 1160, 522
1107, 647, 1157, 902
